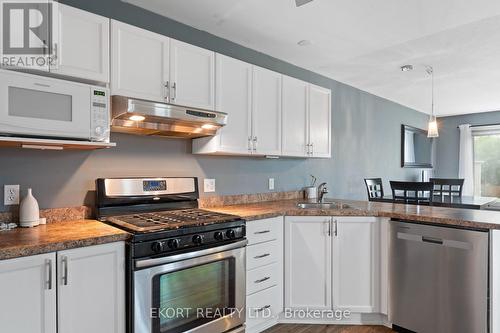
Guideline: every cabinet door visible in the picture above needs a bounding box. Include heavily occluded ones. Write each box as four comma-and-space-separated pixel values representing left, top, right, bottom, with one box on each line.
0, 1, 50, 72
170, 39, 215, 110
58, 242, 125, 333
333, 217, 379, 313
111, 20, 169, 102
51, 4, 109, 82
215, 54, 252, 154
308, 84, 331, 158
282, 75, 308, 157
252, 66, 282, 155
0, 252, 56, 333
285, 216, 332, 310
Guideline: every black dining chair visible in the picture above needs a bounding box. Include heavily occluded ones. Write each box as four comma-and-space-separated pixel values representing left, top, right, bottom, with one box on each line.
390, 181, 434, 205
430, 178, 464, 197
364, 178, 384, 200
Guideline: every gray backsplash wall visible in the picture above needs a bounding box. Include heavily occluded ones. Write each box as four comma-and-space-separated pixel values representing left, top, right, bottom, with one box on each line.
435, 111, 500, 178
0, 0, 428, 211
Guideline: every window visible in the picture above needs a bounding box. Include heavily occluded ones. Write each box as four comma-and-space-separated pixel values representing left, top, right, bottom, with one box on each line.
473, 126, 500, 197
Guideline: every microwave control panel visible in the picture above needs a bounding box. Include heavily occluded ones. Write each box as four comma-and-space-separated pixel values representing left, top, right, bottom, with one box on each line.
90, 87, 110, 142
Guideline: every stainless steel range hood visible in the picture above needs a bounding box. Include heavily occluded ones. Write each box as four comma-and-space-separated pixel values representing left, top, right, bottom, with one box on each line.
111, 96, 227, 138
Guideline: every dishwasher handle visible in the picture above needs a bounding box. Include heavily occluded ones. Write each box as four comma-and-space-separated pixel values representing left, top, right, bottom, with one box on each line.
422, 236, 443, 245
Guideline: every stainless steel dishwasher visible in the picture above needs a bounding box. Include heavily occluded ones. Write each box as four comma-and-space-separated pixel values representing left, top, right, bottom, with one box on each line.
389, 220, 489, 333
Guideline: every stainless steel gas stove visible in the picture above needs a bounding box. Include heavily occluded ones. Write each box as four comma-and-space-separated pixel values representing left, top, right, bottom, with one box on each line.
96, 177, 246, 333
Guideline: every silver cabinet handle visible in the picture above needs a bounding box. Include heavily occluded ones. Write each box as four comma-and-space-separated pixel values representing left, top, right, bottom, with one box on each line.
45, 259, 52, 290
253, 136, 258, 152
53, 42, 58, 60
254, 253, 270, 259
164, 81, 170, 102
327, 219, 331, 237
248, 136, 253, 152
310, 142, 314, 156
172, 82, 177, 101
61, 256, 68, 286
254, 276, 270, 284
254, 230, 270, 235
256, 305, 271, 312
334, 219, 338, 237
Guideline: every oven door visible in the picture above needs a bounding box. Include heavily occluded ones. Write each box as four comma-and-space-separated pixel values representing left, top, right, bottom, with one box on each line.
0, 69, 91, 140
134, 240, 246, 333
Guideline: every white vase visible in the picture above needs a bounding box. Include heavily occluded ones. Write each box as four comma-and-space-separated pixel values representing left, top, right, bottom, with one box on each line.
19, 188, 40, 228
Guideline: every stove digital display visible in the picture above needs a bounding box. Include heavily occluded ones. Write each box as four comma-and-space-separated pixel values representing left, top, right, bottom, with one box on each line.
143, 180, 167, 192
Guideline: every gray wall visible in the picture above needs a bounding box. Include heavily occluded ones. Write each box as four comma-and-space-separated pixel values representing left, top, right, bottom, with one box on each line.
435, 111, 500, 178
0, 0, 429, 211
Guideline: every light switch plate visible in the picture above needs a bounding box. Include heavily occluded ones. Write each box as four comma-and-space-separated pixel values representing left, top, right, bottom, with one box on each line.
268, 178, 275, 190
4, 185, 20, 205
204, 179, 216, 193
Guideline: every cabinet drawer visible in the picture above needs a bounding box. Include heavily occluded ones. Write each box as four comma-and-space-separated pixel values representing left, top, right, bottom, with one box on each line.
247, 262, 280, 295
246, 285, 281, 330
247, 241, 279, 270
247, 217, 281, 245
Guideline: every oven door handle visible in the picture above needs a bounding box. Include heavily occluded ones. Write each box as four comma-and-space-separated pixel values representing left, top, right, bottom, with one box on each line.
135, 239, 248, 269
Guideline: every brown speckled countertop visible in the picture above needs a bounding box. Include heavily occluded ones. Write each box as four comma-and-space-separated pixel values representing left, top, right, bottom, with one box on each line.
3, 195, 500, 261
0, 220, 130, 260
206, 198, 500, 230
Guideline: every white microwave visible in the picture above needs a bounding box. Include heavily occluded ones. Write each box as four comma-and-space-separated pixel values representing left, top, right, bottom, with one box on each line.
0, 70, 110, 142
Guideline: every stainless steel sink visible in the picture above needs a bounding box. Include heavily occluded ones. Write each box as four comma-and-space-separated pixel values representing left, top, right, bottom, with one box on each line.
297, 202, 351, 209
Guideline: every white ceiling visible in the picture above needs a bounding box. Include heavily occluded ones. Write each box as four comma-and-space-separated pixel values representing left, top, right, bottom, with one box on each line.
124, 0, 500, 116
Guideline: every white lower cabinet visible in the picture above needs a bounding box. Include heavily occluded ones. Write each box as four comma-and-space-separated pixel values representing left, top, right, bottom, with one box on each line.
284, 216, 382, 321
284, 216, 332, 310
332, 217, 379, 313
246, 217, 283, 333
0, 252, 57, 333
0, 242, 125, 333
57, 242, 125, 333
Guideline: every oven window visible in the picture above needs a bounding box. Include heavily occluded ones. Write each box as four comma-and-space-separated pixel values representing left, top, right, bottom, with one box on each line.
152, 258, 236, 333
8, 87, 73, 121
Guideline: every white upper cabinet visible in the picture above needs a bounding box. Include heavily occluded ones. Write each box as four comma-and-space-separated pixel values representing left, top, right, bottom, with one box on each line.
51, 4, 109, 82
111, 20, 169, 102
192, 54, 252, 155
285, 216, 332, 310
252, 66, 282, 156
169, 39, 215, 110
282, 75, 308, 157
111, 21, 216, 110
332, 217, 380, 313
0, 252, 57, 333
215, 54, 252, 154
308, 84, 332, 158
57, 242, 125, 333
0, 3, 109, 81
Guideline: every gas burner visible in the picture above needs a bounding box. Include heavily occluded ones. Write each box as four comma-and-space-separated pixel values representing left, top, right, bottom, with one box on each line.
106, 209, 240, 234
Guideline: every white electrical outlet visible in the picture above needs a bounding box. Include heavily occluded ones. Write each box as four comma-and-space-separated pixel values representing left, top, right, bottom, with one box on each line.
4, 185, 20, 205
269, 178, 275, 190
204, 179, 216, 193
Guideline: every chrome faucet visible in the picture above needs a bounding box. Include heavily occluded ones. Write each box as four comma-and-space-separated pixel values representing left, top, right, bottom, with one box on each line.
317, 182, 329, 203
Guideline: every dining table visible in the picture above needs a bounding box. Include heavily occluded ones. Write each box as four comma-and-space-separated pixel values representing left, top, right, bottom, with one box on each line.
370, 195, 499, 210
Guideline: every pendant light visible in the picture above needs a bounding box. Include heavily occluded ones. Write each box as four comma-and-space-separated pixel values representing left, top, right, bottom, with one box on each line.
426, 66, 439, 138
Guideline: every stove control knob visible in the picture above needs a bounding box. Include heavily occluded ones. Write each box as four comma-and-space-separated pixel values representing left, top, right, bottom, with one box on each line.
214, 231, 224, 240
151, 241, 165, 253
226, 229, 236, 239
168, 239, 180, 249
192, 235, 204, 245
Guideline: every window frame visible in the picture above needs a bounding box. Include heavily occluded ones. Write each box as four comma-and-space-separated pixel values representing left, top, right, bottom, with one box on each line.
471, 125, 500, 196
